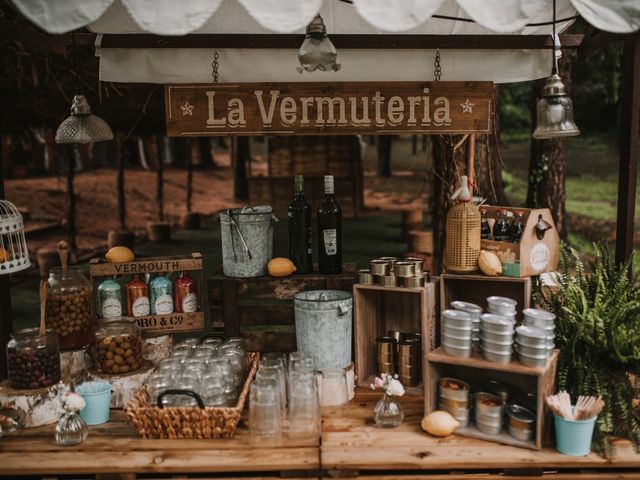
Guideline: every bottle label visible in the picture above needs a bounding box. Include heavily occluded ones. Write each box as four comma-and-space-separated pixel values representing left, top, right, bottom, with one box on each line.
323, 229, 338, 255
154, 294, 174, 314
101, 298, 122, 318
132, 296, 150, 317
182, 293, 198, 313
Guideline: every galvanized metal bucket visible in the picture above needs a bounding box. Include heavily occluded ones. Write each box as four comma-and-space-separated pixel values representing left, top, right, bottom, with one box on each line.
294, 290, 353, 370
219, 206, 277, 278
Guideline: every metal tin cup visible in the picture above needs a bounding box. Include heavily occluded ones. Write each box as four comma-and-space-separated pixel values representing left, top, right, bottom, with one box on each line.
481, 344, 513, 364
394, 261, 416, 278
443, 342, 472, 358
405, 257, 424, 274
439, 377, 470, 402
506, 404, 536, 441
480, 338, 513, 355
444, 333, 472, 349
358, 269, 374, 285
443, 324, 473, 339
482, 379, 513, 403
451, 301, 483, 320
481, 330, 513, 344
376, 336, 397, 374
370, 260, 390, 276
379, 257, 399, 264
439, 395, 469, 410
474, 392, 504, 417
379, 274, 397, 287
443, 309, 473, 329
522, 308, 556, 329
487, 296, 518, 316
399, 338, 420, 358
516, 346, 548, 368
480, 313, 516, 334
404, 275, 425, 288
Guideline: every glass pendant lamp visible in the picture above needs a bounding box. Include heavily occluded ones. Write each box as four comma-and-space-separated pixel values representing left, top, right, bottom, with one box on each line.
297, 15, 341, 73
55, 95, 114, 144
532, 0, 580, 140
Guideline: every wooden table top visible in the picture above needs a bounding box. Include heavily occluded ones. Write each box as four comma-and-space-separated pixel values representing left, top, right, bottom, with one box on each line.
1, 389, 639, 476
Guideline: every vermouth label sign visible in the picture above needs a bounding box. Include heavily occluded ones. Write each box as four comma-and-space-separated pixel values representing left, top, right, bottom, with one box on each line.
165, 81, 492, 136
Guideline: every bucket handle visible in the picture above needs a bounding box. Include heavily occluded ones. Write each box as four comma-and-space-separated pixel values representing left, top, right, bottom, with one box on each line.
156, 389, 205, 409
227, 208, 252, 262
338, 304, 353, 316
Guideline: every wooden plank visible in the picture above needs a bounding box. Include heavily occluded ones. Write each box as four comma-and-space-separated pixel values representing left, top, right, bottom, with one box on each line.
427, 347, 557, 376
165, 82, 493, 137
615, 32, 640, 266
89, 254, 202, 277
98, 34, 585, 50
241, 331, 297, 353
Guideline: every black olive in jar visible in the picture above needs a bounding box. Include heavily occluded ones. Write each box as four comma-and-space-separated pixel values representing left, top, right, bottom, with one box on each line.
6, 328, 61, 390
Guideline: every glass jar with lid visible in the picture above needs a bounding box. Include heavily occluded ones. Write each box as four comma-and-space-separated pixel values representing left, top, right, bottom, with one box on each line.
6, 328, 61, 389
46, 266, 92, 350
93, 316, 143, 375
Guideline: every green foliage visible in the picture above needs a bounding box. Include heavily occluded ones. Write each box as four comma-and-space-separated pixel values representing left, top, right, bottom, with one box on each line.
535, 245, 640, 456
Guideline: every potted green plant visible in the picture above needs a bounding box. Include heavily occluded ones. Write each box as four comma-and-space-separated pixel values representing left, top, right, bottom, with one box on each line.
536, 245, 640, 456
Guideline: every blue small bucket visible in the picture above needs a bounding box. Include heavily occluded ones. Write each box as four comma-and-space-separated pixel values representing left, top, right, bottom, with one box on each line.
76, 381, 112, 425
554, 411, 597, 456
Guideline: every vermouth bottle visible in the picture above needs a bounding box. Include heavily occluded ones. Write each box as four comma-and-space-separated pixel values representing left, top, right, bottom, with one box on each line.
288, 175, 313, 274
317, 175, 342, 274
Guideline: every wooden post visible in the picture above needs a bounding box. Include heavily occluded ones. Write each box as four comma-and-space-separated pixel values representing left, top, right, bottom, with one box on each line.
377, 135, 392, 177
412, 135, 417, 155
150, 136, 164, 222
0, 145, 11, 379
233, 137, 249, 202
116, 132, 126, 230
66, 145, 77, 251
186, 138, 194, 213
615, 32, 640, 266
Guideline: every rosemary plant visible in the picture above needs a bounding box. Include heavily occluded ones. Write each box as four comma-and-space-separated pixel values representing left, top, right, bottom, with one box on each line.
535, 245, 640, 457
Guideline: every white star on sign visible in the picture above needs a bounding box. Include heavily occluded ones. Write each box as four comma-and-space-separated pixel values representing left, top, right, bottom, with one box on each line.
460, 98, 475, 113
180, 100, 195, 116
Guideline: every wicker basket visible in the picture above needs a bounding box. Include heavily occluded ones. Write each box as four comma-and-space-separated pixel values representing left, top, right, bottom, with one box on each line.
445, 202, 481, 273
124, 352, 259, 439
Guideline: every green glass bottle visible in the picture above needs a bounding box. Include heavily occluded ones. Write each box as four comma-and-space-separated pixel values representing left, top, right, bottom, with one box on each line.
317, 175, 342, 274
288, 175, 313, 274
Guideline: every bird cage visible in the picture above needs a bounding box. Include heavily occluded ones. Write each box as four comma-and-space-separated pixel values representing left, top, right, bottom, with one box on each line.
0, 200, 31, 274
445, 200, 481, 274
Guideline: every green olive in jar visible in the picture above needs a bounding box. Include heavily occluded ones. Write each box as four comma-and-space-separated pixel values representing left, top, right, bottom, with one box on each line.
93, 317, 143, 375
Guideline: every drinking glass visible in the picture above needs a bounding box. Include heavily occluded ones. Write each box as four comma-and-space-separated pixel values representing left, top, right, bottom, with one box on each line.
146, 372, 170, 404
320, 369, 349, 407
288, 374, 320, 440
249, 378, 282, 447
256, 365, 287, 416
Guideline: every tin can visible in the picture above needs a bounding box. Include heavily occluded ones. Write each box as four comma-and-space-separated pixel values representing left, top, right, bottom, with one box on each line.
150, 275, 174, 315
358, 269, 374, 285
126, 275, 150, 317
98, 278, 123, 319
380, 274, 397, 287
174, 272, 198, 313
394, 261, 415, 278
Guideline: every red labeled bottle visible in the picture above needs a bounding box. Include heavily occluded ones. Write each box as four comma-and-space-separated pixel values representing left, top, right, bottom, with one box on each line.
126, 275, 150, 318
174, 272, 198, 313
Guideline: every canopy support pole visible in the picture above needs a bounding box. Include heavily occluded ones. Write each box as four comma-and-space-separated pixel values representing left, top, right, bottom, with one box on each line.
0, 145, 12, 379
615, 32, 640, 267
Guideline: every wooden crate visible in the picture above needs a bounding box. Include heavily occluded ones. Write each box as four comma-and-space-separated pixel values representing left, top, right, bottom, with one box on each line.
89, 253, 205, 335
248, 175, 363, 219
425, 347, 558, 450
353, 282, 438, 393
209, 266, 356, 353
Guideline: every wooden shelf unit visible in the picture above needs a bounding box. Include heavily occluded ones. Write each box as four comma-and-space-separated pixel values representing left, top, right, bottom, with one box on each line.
353, 282, 438, 393
425, 346, 558, 450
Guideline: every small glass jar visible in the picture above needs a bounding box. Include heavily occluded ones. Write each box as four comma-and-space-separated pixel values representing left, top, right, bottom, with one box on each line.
55, 411, 88, 446
46, 266, 93, 350
93, 317, 143, 375
6, 328, 61, 390
373, 393, 404, 428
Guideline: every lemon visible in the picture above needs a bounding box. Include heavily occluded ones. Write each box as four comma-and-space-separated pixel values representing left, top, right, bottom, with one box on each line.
0, 247, 11, 263
105, 246, 135, 263
267, 257, 297, 277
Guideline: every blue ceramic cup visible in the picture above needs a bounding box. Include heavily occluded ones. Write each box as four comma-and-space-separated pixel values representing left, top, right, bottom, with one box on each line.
554, 411, 597, 456
75, 381, 112, 425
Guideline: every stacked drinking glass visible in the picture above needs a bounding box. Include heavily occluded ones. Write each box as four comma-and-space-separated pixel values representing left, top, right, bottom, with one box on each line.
146, 337, 247, 408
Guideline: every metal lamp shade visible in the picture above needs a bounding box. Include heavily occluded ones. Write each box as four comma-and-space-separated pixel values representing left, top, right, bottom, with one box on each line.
532, 74, 580, 140
55, 95, 114, 144
297, 15, 341, 73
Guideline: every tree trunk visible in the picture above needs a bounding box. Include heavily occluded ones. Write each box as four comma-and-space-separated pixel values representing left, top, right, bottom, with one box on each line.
65, 145, 77, 251
432, 135, 468, 274
186, 138, 194, 213
116, 132, 126, 230
233, 137, 249, 201
199, 138, 216, 167
526, 54, 573, 240
526, 79, 545, 209
145, 136, 163, 222
377, 135, 392, 177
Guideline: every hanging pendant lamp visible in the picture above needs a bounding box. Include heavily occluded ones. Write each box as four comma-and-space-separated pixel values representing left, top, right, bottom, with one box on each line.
297, 14, 341, 73
532, 0, 579, 140
55, 95, 114, 144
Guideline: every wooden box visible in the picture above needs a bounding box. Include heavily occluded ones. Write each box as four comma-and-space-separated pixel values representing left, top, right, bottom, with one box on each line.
425, 347, 558, 450
89, 253, 205, 335
481, 206, 560, 277
209, 266, 356, 352
353, 282, 438, 393
440, 273, 531, 328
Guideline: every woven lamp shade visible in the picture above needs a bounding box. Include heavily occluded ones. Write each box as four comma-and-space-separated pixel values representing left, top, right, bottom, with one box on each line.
445, 202, 481, 273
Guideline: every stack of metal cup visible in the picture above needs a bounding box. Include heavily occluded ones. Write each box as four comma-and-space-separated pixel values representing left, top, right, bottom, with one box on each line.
480, 313, 515, 364
522, 308, 555, 349
451, 301, 482, 351
375, 336, 397, 375
358, 257, 428, 288
438, 377, 470, 427
442, 309, 473, 358
474, 392, 505, 435
398, 337, 421, 387
514, 309, 555, 368
486, 296, 518, 321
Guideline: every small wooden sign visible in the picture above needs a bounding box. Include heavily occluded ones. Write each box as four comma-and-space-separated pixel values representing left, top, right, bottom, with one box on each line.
165, 81, 492, 137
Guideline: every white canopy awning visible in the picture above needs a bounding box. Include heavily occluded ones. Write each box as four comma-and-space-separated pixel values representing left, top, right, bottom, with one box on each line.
11, 0, 640, 84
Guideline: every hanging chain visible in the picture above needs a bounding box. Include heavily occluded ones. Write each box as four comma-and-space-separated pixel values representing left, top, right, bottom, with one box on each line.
211, 49, 220, 83
434, 49, 442, 81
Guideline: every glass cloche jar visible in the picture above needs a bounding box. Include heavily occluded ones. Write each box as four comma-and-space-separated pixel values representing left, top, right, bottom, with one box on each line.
6, 328, 61, 389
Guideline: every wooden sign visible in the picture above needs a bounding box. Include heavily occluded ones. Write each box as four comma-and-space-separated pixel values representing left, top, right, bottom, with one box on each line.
165, 81, 492, 137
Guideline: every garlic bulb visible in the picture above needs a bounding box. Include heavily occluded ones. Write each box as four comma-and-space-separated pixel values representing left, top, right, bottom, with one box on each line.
421, 411, 460, 437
